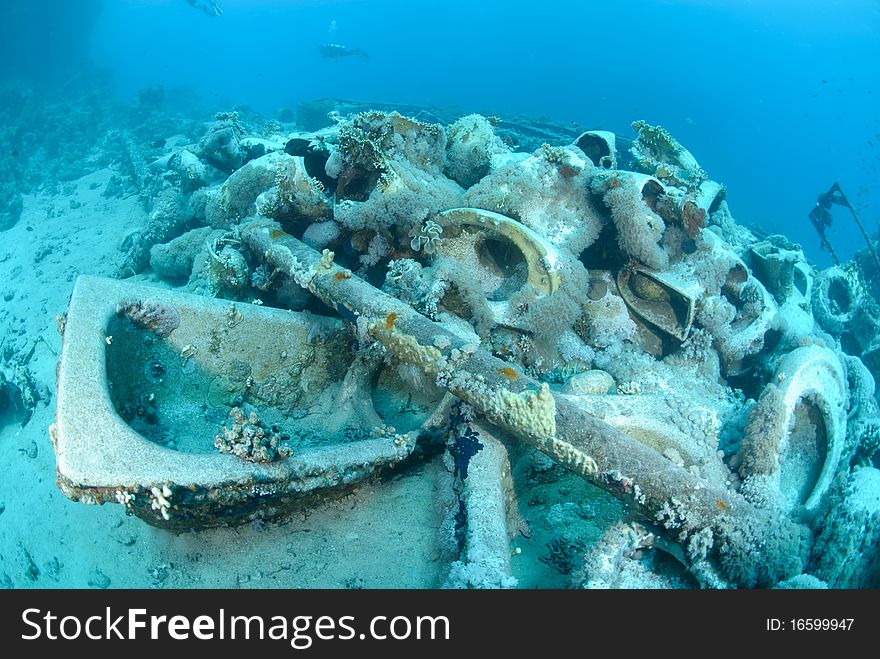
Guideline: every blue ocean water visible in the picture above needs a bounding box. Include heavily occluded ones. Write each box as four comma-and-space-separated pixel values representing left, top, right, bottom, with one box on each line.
1, 0, 879, 590
88, 0, 880, 265
4, 0, 879, 260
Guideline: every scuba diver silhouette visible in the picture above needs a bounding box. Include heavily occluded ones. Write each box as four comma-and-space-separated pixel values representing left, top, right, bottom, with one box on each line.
319, 44, 369, 60
319, 19, 368, 60
186, 0, 223, 17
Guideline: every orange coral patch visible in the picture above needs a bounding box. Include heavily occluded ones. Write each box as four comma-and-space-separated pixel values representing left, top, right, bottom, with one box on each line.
498, 367, 518, 381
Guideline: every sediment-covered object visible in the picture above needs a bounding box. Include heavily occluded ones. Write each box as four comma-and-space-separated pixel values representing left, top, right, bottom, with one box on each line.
47, 103, 878, 589
737, 345, 848, 516
242, 222, 811, 587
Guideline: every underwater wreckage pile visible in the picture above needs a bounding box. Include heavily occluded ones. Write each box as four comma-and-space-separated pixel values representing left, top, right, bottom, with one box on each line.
52, 104, 880, 589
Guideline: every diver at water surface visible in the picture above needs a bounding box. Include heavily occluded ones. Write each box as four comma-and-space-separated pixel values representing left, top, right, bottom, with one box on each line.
186, 0, 223, 17
320, 44, 369, 60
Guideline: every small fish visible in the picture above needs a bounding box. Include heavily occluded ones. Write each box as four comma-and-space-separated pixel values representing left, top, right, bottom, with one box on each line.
319, 44, 369, 60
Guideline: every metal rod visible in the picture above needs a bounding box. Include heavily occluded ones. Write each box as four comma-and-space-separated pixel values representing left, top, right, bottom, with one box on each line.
834, 183, 880, 273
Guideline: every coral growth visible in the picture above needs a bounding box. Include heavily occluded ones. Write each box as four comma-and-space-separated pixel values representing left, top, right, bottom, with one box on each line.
629, 120, 707, 190
196, 111, 246, 173
591, 171, 668, 270
409, 219, 443, 254
256, 156, 331, 226
444, 114, 509, 188
214, 406, 292, 463
116, 299, 181, 337
333, 158, 463, 234
680, 200, 707, 238
464, 146, 604, 256
301, 220, 341, 249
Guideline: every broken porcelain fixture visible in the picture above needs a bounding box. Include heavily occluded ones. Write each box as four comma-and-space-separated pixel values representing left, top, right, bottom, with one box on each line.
693, 231, 780, 374
53, 276, 427, 529
431, 207, 563, 330
812, 264, 864, 335
283, 131, 334, 188
574, 130, 617, 169
695, 180, 726, 214
254, 155, 332, 225
616, 266, 695, 342
738, 344, 847, 516
749, 237, 812, 305
561, 392, 730, 486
